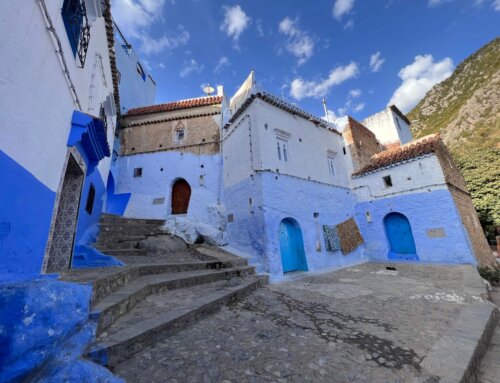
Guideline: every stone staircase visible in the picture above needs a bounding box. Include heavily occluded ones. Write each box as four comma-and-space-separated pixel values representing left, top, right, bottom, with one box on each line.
61, 213, 267, 369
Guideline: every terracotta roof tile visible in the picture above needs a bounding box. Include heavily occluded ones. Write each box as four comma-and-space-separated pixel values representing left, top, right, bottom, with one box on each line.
125, 96, 223, 117
352, 134, 442, 177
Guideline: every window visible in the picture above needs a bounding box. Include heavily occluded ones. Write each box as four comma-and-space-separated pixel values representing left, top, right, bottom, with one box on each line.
136, 62, 146, 81
61, 0, 91, 67
383, 175, 393, 188
175, 129, 185, 142
328, 158, 336, 176
277, 139, 289, 161
85, 183, 95, 214
133, 168, 142, 177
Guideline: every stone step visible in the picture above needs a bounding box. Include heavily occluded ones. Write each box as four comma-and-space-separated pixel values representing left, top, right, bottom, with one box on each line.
98, 224, 163, 237
194, 245, 248, 267
97, 248, 147, 257
87, 275, 268, 368
62, 260, 228, 304
95, 240, 140, 250
90, 265, 256, 335
100, 217, 166, 226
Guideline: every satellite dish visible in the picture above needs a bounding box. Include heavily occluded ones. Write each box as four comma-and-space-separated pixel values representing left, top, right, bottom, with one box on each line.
203, 85, 215, 96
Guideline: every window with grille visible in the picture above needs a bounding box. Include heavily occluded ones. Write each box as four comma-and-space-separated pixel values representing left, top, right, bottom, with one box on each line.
99, 105, 108, 133
61, 0, 91, 67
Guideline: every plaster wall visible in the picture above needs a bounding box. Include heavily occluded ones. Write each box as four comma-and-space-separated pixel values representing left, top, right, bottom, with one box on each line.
0, 1, 116, 192
352, 155, 448, 201
362, 108, 412, 146
259, 172, 365, 280
114, 38, 156, 113
115, 151, 221, 223
355, 189, 476, 264
226, 99, 350, 188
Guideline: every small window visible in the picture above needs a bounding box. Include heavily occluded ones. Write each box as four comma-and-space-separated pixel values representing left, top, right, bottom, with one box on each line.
175, 129, 185, 142
61, 0, 90, 66
383, 175, 393, 188
277, 139, 289, 162
342, 147, 346, 155
99, 105, 108, 132
277, 142, 282, 160
283, 143, 288, 162
328, 158, 336, 176
85, 183, 95, 215
133, 168, 142, 177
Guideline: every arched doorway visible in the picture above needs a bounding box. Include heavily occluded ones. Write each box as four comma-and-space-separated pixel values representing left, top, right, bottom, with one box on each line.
171, 178, 191, 215
279, 218, 308, 273
384, 212, 418, 260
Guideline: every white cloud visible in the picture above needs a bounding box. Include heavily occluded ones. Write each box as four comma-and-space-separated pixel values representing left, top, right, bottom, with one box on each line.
256, 18, 265, 37
278, 18, 315, 65
493, 0, 500, 10
112, 0, 189, 55
138, 30, 190, 55
333, 0, 355, 20
290, 62, 359, 100
179, 59, 204, 78
220, 5, 251, 46
369, 51, 385, 73
353, 103, 365, 112
214, 56, 230, 73
344, 19, 355, 30
428, 0, 454, 6
388, 54, 454, 112
349, 89, 362, 98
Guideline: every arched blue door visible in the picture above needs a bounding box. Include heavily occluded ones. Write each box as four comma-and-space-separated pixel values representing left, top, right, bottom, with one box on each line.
279, 218, 308, 273
384, 213, 418, 260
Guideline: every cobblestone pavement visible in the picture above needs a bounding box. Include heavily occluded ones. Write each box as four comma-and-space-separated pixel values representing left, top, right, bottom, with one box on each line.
114, 262, 487, 383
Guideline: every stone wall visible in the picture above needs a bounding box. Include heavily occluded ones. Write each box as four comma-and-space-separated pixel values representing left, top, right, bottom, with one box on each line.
433, 142, 495, 268
342, 117, 382, 172
448, 187, 496, 268
121, 108, 221, 156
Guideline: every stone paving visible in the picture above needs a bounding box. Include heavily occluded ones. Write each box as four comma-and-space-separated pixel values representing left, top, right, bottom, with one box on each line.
114, 262, 489, 383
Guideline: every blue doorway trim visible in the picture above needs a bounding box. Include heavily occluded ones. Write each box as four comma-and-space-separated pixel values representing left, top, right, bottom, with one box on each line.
384, 212, 419, 260
279, 218, 308, 273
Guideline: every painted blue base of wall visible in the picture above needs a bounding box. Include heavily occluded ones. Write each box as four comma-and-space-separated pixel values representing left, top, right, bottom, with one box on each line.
355, 189, 476, 265
105, 172, 130, 216
72, 245, 124, 269
0, 151, 56, 282
0, 279, 92, 382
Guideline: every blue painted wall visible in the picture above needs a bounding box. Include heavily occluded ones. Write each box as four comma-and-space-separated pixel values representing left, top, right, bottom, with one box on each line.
354, 189, 476, 264
114, 37, 156, 113
0, 151, 55, 282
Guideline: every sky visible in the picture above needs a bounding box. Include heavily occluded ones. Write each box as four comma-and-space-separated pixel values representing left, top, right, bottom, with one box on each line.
112, 0, 499, 121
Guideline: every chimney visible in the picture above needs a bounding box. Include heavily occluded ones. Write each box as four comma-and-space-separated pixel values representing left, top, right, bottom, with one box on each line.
217, 85, 224, 97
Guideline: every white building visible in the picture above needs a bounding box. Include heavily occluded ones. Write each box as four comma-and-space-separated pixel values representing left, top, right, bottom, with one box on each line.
0, 0, 121, 280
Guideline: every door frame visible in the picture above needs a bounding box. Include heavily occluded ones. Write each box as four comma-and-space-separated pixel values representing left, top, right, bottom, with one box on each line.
42, 147, 86, 273
383, 212, 419, 261
279, 217, 309, 273
170, 178, 191, 215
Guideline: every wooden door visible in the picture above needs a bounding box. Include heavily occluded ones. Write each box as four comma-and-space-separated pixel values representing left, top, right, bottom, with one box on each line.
171, 179, 191, 214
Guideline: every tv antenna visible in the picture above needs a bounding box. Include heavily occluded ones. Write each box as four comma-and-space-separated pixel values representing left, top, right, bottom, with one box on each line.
203, 85, 215, 96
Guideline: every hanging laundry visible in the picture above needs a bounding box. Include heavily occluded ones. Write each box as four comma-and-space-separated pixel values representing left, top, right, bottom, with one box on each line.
336, 218, 364, 255
323, 225, 340, 251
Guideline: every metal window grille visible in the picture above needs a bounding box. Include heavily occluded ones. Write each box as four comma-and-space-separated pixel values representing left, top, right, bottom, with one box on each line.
61, 0, 91, 67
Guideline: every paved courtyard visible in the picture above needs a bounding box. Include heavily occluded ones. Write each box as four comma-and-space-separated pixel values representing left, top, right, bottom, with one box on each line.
114, 262, 490, 383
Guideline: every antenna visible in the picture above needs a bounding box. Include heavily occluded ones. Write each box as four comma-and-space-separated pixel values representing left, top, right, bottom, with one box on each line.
203, 85, 215, 96
322, 98, 330, 122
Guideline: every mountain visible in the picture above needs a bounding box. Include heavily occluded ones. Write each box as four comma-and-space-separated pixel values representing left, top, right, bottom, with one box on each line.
407, 37, 500, 239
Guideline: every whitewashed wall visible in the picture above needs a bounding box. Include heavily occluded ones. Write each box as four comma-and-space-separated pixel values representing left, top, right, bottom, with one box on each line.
362, 107, 412, 146
352, 154, 448, 201
0, 1, 116, 192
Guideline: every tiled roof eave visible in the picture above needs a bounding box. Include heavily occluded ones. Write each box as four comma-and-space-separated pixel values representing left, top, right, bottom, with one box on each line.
351, 153, 435, 178
224, 92, 341, 136
125, 96, 223, 117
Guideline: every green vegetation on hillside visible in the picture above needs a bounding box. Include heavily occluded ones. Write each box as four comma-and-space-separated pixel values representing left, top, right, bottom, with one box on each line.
408, 38, 500, 240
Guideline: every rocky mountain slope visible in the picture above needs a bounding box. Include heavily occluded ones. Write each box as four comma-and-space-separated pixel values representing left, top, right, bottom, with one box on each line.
408, 37, 500, 239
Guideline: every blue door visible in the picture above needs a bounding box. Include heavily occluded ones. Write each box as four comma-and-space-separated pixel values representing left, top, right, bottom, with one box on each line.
279, 218, 308, 273
384, 213, 418, 260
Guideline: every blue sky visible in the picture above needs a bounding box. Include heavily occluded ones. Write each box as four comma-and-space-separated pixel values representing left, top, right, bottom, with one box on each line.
112, 0, 499, 120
